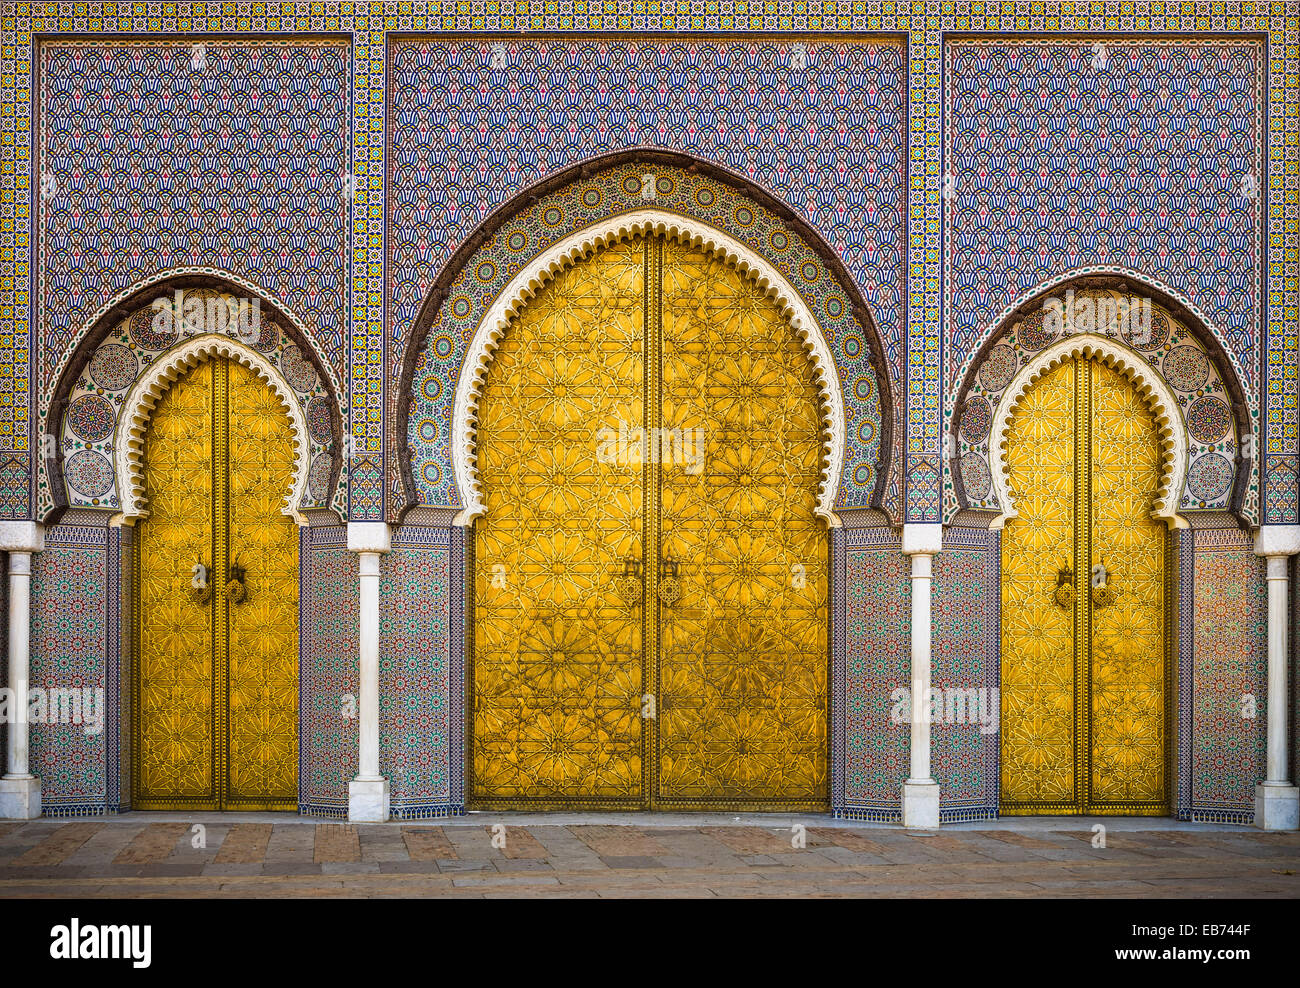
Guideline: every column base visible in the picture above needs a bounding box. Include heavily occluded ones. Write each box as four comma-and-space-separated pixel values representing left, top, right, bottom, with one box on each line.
348, 777, 390, 823
0, 776, 42, 819
1254, 783, 1299, 831
902, 780, 940, 829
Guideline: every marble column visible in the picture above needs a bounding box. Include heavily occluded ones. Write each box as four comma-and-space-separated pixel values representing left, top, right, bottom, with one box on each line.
901, 523, 942, 828
1253, 526, 1300, 831
347, 521, 391, 822
0, 522, 45, 819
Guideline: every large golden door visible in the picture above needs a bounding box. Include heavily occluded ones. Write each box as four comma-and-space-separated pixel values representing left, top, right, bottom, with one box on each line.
472, 234, 829, 809
134, 356, 300, 810
1000, 355, 1168, 815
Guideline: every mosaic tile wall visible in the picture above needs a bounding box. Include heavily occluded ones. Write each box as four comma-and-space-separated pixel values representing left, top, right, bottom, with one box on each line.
27, 525, 115, 816
833, 528, 910, 822
944, 38, 1291, 526
1187, 527, 1269, 823
392, 39, 906, 515
404, 161, 891, 512
930, 531, 999, 822
378, 526, 464, 818
299, 526, 359, 818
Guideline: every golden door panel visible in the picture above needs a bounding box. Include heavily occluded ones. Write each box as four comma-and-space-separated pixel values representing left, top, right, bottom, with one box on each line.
135, 355, 299, 811
136, 359, 216, 806
472, 237, 646, 806
1000, 358, 1077, 811
657, 237, 828, 807
470, 234, 830, 810
225, 359, 300, 807
1000, 354, 1168, 815
1089, 359, 1166, 810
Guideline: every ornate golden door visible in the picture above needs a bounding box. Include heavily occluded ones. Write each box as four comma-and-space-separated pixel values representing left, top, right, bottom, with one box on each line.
472, 234, 829, 810
1000, 355, 1168, 815
134, 356, 300, 810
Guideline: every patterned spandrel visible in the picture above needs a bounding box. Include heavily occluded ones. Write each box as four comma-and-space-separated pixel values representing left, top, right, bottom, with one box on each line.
657, 239, 829, 807
136, 359, 215, 805
472, 238, 646, 806
226, 359, 301, 807
1000, 358, 1077, 809
1090, 359, 1166, 807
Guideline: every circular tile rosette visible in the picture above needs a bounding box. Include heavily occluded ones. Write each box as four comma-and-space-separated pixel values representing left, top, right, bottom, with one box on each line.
960, 452, 992, 501
66, 394, 116, 442
65, 450, 114, 499
1186, 453, 1234, 503
281, 344, 319, 394
308, 453, 333, 503
88, 344, 137, 392
1187, 396, 1231, 444
1163, 346, 1210, 393
1016, 306, 1058, 352
306, 397, 333, 444
129, 304, 179, 351
960, 396, 991, 444
978, 345, 1018, 394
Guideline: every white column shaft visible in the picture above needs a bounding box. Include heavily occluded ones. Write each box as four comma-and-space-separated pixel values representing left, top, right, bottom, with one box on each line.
357, 550, 381, 781
908, 551, 933, 783
1265, 554, 1289, 785
4, 552, 32, 779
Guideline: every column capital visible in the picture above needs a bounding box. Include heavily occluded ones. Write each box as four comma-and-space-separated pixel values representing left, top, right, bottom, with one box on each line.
901, 523, 943, 557
1254, 525, 1300, 559
347, 521, 391, 555
0, 522, 44, 554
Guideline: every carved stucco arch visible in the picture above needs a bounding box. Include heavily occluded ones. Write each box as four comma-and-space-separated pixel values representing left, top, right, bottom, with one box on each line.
114, 335, 312, 523
989, 335, 1189, 531
451, 209, 849, 526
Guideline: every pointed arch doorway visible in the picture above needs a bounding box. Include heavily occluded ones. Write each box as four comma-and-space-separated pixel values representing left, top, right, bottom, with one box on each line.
470, 232, 831, 811
132, 354, 301, 810
998, 350, 1172, 815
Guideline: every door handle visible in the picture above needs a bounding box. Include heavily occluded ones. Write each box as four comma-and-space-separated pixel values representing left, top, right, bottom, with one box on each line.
226, 562, 249, 604
1052, 562, 1073, 609
190, 561, 213, 606
614, 557, 642, 605
1090, 561, 1112, 608
658, 557, 682, 606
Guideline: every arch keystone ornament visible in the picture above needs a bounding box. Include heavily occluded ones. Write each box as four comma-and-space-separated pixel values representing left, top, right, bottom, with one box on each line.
114, 335, 313, 523
989, 335, 1188, 531
450, 209, 849, 528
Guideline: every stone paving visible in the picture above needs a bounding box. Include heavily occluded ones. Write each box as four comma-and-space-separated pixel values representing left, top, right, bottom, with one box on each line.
1, 816, 1297, 898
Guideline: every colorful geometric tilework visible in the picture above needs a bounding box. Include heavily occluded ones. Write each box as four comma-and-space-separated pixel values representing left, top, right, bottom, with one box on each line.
299, 527, 359, 818
403, 162, 892, 512
379, 528, 460, 818
930, 531, 999, 822
28, 527, 111, 815
833, 527, 909, 822
950, 290, 1253, 523
49, 291, 345, 519
1190, 527, 1268, 823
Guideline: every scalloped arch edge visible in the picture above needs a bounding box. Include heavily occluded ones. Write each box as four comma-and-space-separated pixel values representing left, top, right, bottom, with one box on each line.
988, 335, 1189, 531
112, 335, 313, 523
449, 210, 852, 527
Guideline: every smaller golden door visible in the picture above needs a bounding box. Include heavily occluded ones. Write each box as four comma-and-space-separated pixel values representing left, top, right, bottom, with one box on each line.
133, 356, 300, 811
1000, 355, 1169, 815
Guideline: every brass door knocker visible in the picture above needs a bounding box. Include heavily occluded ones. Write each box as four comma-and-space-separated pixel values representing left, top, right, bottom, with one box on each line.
615, 557, 642, 605
1090, 561, 1112, 608
1053, 562, 1074, 609
190, 561, 213, 606
226, 562, 249, 604
658, 558, 682, 606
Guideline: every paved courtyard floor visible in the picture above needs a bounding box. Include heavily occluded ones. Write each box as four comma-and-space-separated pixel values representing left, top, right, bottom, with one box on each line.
1, 814, 1297, 898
